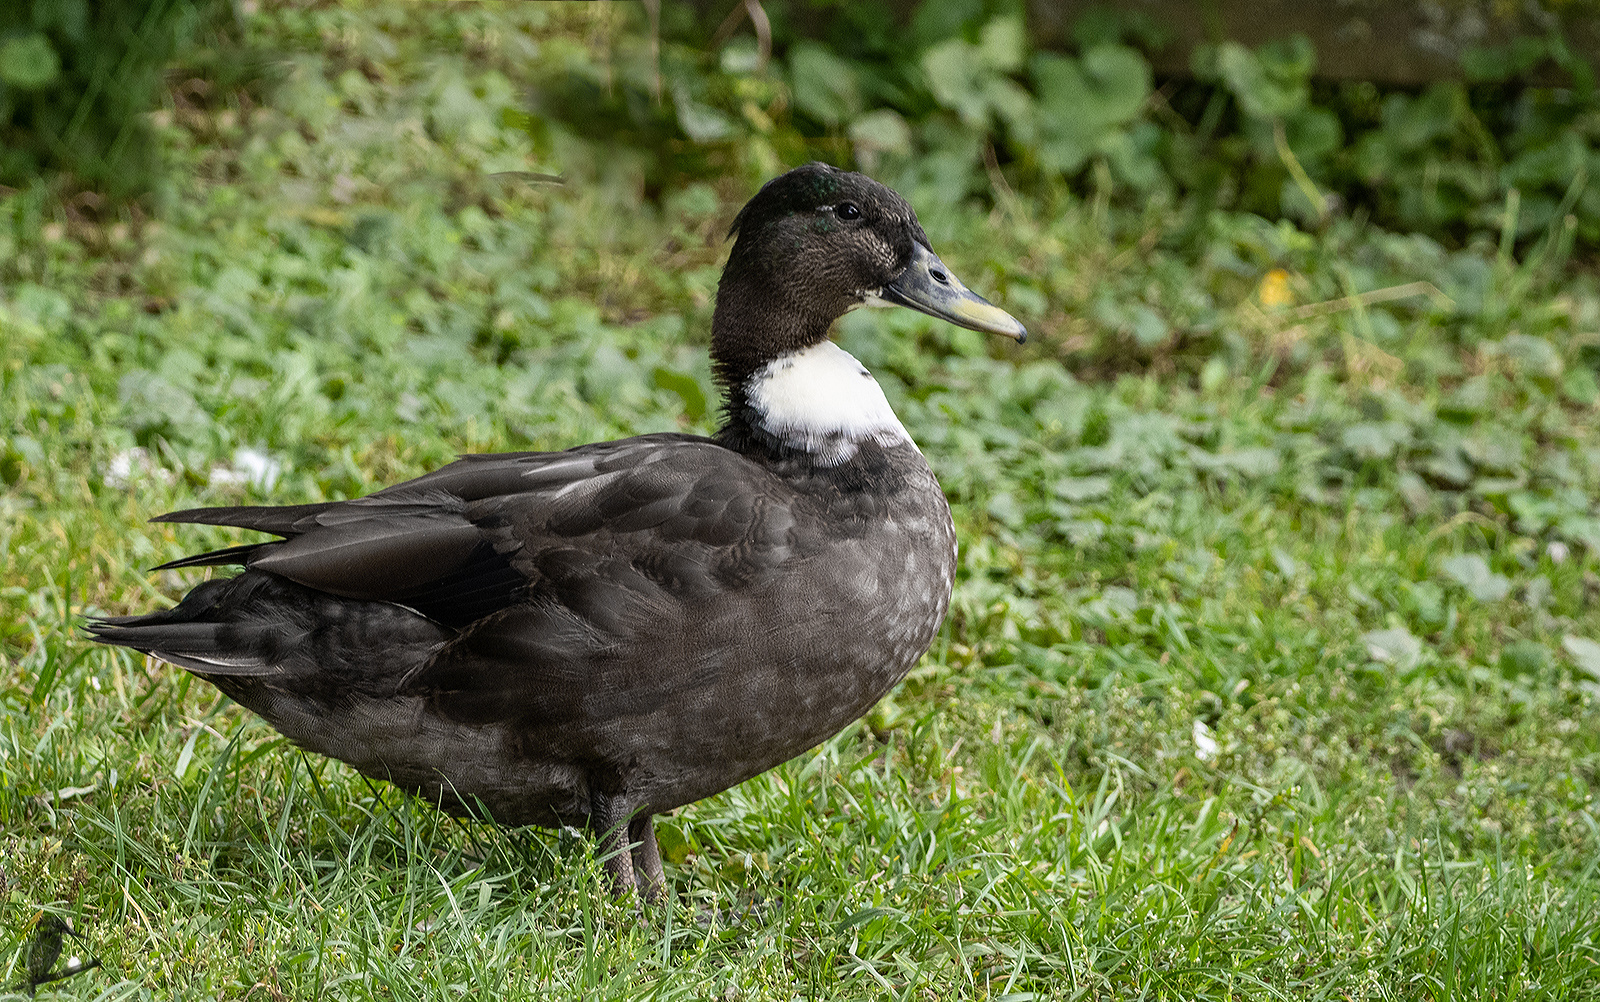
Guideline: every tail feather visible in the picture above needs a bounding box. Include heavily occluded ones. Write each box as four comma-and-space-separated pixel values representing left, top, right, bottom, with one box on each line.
87, 621, 285, 675
152, 502, 337, 536
150, 542, 275, 572
86, 571, 454, 692
88, 576, 292, 676
87, 603, 297, 677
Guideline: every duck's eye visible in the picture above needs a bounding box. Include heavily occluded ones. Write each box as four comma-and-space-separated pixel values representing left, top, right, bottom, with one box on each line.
835, 202, 860, 220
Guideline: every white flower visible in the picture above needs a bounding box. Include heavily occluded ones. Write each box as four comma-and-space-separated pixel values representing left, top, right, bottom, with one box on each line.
1192, 719, 1219, 762
104, 447, 174, 488
209, 447, 283, 490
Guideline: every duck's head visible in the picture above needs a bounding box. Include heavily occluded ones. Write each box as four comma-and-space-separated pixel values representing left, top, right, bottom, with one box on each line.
712, 163, 1025, 384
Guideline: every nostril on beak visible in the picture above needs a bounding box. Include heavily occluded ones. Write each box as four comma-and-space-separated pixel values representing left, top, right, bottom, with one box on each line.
930, 268, 949, 284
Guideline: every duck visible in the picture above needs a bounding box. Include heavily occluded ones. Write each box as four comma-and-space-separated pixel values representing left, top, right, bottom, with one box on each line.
89, 163, 1026, 900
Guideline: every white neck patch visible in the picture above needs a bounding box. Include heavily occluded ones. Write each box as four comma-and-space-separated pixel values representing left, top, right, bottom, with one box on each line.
744, 340, 912, 464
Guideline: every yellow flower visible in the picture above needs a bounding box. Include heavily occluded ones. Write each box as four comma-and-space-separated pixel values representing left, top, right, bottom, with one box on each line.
1258, 268, 1293, 308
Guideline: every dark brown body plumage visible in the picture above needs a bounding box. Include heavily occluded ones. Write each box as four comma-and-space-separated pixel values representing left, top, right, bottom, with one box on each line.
101, 434, 953, 827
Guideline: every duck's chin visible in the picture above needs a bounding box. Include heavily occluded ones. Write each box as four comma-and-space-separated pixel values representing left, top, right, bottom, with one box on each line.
743, 340, 913, 466
847, 291, 895, 310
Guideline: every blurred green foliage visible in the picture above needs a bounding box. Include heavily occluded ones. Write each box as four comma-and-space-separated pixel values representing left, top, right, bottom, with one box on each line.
6, 0, 1594, 247
0, 0, 235, 196
517, 0, 1600, 246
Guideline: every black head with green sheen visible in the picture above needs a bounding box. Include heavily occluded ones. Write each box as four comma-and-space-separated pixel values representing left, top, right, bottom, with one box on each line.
711, 163, 1025, 383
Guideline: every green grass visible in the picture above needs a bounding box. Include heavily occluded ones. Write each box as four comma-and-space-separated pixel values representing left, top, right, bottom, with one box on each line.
3, 2, 1600, 998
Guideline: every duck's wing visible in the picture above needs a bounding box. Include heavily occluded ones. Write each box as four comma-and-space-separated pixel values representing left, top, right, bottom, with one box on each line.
150, 433, 825, 724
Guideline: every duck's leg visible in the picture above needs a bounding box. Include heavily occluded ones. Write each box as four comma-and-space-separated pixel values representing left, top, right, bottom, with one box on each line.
589, 789, 636, 896
629, 815, 666, 902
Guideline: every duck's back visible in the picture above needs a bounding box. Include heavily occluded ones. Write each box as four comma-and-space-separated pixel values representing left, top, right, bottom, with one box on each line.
93, 433, 955, 826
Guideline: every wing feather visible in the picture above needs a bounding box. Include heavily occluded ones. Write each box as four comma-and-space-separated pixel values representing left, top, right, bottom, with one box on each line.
149, 435, 807, 727
249, 515, 484, 598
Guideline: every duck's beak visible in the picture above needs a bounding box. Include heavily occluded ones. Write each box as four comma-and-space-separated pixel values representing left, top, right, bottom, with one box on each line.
878, 243, 1027, 343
